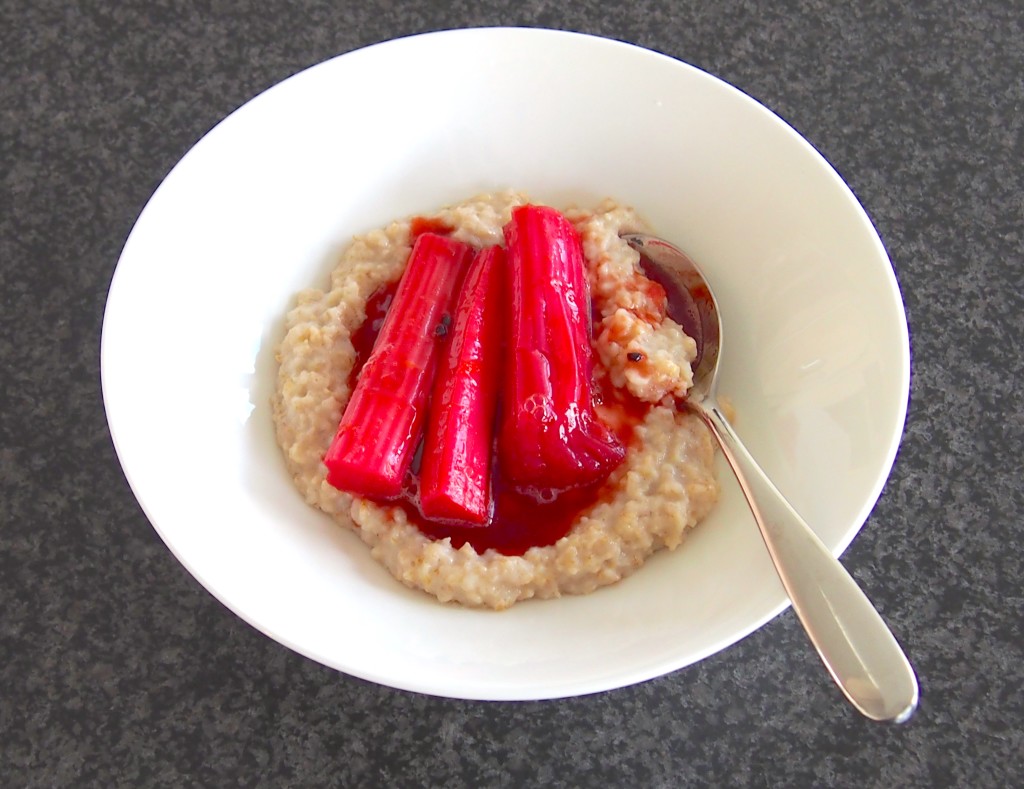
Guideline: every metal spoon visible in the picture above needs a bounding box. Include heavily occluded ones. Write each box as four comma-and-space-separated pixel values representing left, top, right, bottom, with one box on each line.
623, 233, 919, 723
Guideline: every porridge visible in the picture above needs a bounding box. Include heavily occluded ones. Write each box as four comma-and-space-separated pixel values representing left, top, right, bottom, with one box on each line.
272, 191, 719, 610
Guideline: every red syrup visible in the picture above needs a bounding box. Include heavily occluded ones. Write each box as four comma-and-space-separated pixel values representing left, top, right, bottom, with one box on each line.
346, 283, 396, 392
409, 216, 454, 239
344, 281, 652, 556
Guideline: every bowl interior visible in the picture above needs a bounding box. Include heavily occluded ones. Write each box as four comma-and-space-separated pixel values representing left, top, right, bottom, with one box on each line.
101, 28, 909, 699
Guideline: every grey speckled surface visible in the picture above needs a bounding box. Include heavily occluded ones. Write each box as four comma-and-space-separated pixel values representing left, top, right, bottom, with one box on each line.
2, 0, 1022, 786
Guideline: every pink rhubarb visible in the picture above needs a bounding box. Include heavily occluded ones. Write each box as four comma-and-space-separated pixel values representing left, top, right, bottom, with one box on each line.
499, 205, 625, 491
420, 246, 506, 524
324, 233, 475, 498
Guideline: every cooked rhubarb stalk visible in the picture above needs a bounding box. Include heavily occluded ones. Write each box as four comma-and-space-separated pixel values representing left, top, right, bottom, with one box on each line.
420, 246, 505, 524
324, 233, 475, 498
500, 205, 625, 490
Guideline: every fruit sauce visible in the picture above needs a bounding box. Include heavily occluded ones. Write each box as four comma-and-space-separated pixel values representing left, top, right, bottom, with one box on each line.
342, 265, 650, 556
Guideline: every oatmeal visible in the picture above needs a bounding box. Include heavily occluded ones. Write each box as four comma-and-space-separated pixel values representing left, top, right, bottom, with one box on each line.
272, 191, 719, 610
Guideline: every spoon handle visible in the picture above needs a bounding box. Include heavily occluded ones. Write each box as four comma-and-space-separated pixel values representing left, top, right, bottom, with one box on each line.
694, 396, 919, 723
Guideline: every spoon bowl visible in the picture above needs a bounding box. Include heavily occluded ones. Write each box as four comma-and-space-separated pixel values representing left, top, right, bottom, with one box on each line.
623, 232, 919, 723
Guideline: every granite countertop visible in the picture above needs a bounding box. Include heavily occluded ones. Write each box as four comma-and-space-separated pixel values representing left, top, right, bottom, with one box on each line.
2, 1, 1022, 786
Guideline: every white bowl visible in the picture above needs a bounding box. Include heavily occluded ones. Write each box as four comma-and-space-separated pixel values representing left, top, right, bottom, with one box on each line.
101, 28, 909, 699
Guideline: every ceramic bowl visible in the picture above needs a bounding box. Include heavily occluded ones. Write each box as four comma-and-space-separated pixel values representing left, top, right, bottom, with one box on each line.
102, 28, 909, 699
